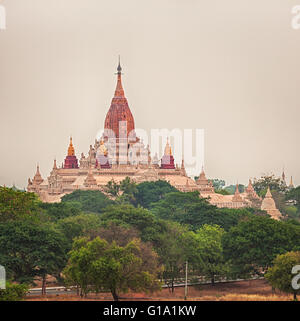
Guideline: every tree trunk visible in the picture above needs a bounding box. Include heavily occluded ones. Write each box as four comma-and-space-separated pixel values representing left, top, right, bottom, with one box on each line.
111, 289, 119, 301
211, 275, 215, 286
42, 275, 46, 296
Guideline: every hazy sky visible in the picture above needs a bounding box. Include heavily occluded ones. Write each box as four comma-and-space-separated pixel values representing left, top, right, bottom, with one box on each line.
0, 0, 299, 188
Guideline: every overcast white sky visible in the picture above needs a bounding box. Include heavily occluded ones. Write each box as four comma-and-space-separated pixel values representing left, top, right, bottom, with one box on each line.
0, 0, 299, 188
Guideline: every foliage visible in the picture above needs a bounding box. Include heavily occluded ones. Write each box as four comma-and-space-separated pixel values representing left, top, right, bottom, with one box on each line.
253, 174, 287, 197
134, 180, 177, 208
105, 177, 138, 205
265, 251, 300, 300
154, 222, 187, 291
286, 186, 300, 210
104, 179, 120, 197
215, 189, 230, 195
208, 179, 226, 190
61, 190, 114, 214
0, 187, 40, 222
39, 201, 82, 221
87, 222, 140, 246
192, 224, 229, 284
0, 282, 28, 301
56, 213, 102, 246
150, 191, 251, 231
0, 220, 68, 284
224, 184, 245, 195
119, 177, 138, 204
222, 216, 300, 275
284, 206, 299, 220
63, 237, 161, 300
100, 204, 168, 244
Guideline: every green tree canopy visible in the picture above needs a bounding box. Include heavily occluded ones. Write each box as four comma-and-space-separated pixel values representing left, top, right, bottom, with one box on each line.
61, 190, 114, 214
134, 180, 178, 208
224, 184, 245, 195
0, 220, 68, 285
190, 224, 228, 284
265, 251, 300, 300
209, 179, 226, 190
0, 187, 40, 222
286, 186, 300, 211
100, 204, 168, 244
39, 201, 82, 221
154, 222, 187, 292
104, 179, 120, 197
56, 213, 102, 246
253, 174, 287, 197
222, 216, 300, 275
63, 236, 161, 300
150, 191, 251, 231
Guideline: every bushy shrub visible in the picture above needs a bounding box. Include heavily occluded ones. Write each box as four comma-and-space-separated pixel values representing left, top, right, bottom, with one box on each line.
0, 282, 28, 301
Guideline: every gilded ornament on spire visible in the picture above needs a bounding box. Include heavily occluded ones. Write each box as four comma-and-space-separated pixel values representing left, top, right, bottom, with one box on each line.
68, 137, 75, 156
164, 138, 172, 156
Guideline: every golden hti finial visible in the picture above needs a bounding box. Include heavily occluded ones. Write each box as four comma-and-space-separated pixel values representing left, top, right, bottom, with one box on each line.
164, 137, 172, 156
68, 137, 75, 156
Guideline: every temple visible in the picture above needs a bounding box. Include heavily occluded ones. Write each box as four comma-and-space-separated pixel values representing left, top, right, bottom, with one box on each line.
27, 60, 270, 213
261, 187, 283, 220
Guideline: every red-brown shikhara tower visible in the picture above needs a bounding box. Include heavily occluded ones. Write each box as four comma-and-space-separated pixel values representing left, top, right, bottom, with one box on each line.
104, 59, 135, 138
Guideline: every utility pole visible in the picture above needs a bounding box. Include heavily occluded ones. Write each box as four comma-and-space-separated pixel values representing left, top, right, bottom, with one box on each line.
184, 261, 188, 300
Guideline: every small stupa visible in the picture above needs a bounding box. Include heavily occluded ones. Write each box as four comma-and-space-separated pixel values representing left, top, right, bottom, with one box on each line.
261, 187, 283, 220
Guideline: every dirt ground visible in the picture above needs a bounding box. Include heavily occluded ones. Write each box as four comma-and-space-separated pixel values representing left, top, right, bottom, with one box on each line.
26, 279, 294, 301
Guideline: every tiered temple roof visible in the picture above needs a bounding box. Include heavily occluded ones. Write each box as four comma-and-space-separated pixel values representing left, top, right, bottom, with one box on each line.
32, 165, 44, 186
84, 168, 98, 187
195, 167, 214, 193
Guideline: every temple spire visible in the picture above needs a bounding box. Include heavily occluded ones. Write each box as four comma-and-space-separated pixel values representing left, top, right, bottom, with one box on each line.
265, 186, 272, 197
114, 56, 125, 98
164, 138, 172, 156
232, 183, 243, 203
161, 137, 175, 169
68, 137, 75, 156
104, 60, 135, 140
53, 159, 58, 170
64, 137, 79, 169
282, 167, 286, 184
289, 176, 294, 189
32, 164, 44, 185
117, 55, 122, 75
